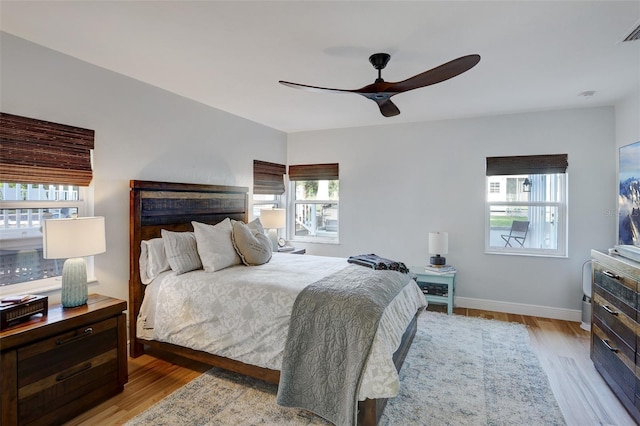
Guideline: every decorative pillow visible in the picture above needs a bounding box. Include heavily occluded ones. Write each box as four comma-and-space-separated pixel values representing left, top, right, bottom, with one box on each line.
161, 230, 202, 274
232, 219, 273, 266
192, 219, 242, 272
139, 238, 171, 284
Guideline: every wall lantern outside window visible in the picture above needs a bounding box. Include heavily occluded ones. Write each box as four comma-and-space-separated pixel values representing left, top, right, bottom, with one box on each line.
522, 178, 532, 193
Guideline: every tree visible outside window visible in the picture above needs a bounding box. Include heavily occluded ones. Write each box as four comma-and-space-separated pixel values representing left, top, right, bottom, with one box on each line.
486, 155, 568, 257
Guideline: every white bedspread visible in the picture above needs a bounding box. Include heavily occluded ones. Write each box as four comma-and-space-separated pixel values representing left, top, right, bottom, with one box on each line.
137, 253, 426, 400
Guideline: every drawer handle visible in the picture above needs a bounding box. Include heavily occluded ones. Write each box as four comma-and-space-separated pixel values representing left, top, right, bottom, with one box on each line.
601, 339, 619, 353
56, 327, 93, 346
601, 305, 618, 316
55, 362, 92, 382
602, 270, 620, 280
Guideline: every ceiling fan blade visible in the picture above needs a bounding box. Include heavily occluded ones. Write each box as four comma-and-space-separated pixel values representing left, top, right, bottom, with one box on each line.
279, 80, 352, 95
375, 99, 400, 117
279, 53, 479, 118
389, 54, 481, 93
281, 79, 399, 116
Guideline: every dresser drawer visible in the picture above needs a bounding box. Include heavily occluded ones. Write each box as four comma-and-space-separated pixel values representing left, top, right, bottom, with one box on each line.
593, 263, 638, 320
592, 325, 635, 402
16, 317, 120, 425
592, 293, 636, 355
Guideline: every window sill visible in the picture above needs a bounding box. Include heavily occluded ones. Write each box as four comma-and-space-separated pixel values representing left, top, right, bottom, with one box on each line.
0, 277, 98, 297
290, 237, 340, 245
484, 250, 567, 259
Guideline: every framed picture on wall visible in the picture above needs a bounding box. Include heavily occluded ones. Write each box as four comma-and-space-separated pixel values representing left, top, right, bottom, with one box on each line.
618, 140, 640, 247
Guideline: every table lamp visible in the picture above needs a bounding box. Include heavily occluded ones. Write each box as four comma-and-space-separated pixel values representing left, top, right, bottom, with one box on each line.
429, 231, 448, 267
43, 216, 106, 308
260, 208, 286, 251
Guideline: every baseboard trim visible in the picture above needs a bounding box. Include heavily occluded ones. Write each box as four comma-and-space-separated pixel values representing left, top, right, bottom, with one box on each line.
454, 297, 582, 322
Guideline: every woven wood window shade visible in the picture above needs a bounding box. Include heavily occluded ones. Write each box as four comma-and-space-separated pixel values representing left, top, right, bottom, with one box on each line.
0, 113, 95, 186
288, 163, 339, 181
253, 160, 286, 195
486, 154, 568, 176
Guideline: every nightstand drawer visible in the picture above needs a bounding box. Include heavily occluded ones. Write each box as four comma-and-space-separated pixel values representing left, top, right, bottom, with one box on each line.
17, 349, 119, 425
16, 316, 120, 425
18, 317, 118, 384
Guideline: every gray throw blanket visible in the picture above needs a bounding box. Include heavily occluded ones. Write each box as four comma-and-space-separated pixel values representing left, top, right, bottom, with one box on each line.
276, 265, 411, 426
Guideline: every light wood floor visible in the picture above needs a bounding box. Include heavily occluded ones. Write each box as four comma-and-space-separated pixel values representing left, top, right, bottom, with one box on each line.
64, 306, 637, 426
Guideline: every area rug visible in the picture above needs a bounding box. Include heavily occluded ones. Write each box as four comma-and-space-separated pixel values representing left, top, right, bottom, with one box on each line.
125, 311, 566, 425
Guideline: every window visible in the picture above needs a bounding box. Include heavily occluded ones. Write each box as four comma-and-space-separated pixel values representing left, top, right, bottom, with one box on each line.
252, 160, 285, 219
0, 113, 95, 291
252, 194, 279, 218
0, 183, 88, 287
289, 163, 339, 243
486, 154, 568, 257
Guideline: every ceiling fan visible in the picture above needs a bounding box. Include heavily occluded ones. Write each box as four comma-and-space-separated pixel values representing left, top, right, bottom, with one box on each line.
279, 53, 481, 117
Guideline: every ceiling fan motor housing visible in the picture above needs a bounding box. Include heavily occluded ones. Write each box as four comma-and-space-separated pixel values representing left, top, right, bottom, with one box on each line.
369, 53, 391, 70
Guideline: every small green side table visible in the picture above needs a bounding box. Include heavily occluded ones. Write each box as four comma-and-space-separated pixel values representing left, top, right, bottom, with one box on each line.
411, 267, 456, 315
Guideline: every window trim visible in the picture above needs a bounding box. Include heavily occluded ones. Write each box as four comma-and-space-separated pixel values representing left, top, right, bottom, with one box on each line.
287, 163, 339, 244
0, 187, 92, 295
485, 172, 568, 258
290, 195, 339, 244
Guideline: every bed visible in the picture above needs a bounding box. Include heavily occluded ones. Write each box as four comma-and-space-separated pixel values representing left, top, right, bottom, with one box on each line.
129, 180, 425, 425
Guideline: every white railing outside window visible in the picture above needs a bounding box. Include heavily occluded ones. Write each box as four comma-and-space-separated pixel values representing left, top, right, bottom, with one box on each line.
0, 183, 88, 290
290, 179, 339, 243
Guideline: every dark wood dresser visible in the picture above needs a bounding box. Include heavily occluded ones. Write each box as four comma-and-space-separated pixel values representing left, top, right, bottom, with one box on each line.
590, 249, 640, 423
0, 294, 127, 426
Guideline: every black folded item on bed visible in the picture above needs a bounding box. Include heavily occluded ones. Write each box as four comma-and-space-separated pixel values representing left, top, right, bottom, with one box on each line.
347, 253, 410, 274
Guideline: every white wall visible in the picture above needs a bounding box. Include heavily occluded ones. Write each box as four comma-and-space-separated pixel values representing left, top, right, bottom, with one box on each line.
1, 32, 625, 321
0, 34, 287, 310
615, 91, 640, 150
287, 107, 617, 319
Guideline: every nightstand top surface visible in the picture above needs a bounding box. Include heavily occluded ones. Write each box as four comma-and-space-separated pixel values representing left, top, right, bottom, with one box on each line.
411, 266, 456, 276
0, 294, 126, 348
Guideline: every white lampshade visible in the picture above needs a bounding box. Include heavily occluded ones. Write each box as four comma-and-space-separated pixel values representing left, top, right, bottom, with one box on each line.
428, 231, 449, 255
260, 208, 286, 229
42, 216, 106, 308
43, 216, 106, 259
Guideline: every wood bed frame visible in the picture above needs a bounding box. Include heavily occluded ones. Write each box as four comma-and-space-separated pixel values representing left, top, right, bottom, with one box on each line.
129, 180, 418, 425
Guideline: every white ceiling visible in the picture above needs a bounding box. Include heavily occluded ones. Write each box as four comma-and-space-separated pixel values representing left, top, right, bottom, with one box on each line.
1, 1, 639, 133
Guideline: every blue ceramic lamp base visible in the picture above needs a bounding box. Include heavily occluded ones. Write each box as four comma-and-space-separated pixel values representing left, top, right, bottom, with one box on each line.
61, 257, 88, 308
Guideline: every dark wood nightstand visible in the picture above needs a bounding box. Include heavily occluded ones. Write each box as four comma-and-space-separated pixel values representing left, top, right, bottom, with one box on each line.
0, 294, 127, 426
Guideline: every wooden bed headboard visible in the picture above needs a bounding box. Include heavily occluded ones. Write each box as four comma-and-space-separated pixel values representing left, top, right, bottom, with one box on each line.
129, 180, 249, 357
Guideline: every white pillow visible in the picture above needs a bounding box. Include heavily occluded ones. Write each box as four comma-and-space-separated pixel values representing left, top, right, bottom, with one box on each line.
232, 219, 272, 266
161, 230, 202, 274
192, 219, 242, 272
139, 238, 171, 284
